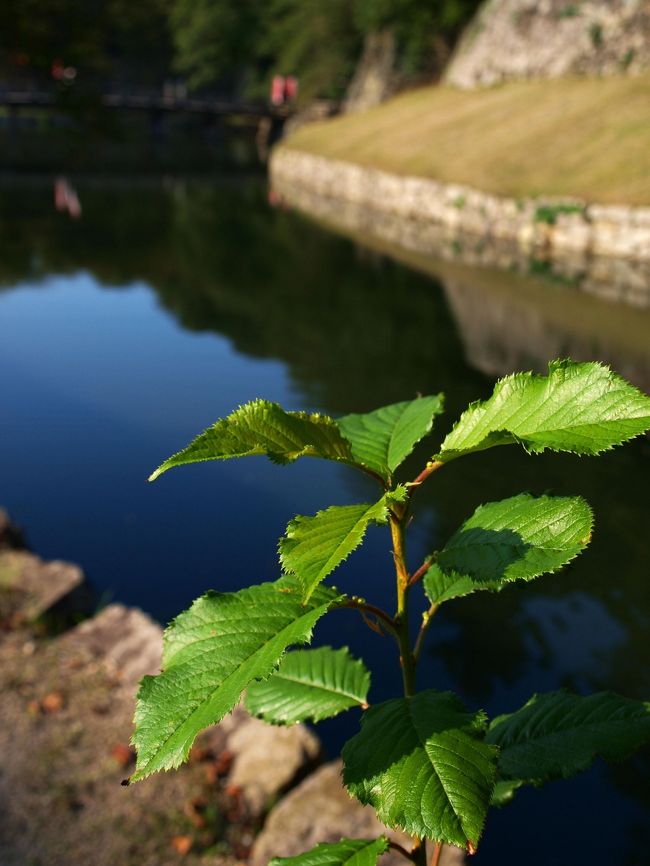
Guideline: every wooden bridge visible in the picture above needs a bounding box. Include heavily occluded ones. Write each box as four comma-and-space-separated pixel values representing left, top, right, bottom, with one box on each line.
0, 90, 291, 120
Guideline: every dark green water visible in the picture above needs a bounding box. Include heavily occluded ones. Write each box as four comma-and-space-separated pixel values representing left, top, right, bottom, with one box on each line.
0, 175, 648, 865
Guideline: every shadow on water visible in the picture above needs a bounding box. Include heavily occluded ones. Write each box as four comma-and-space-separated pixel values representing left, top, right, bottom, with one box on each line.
0, 174, 648, 864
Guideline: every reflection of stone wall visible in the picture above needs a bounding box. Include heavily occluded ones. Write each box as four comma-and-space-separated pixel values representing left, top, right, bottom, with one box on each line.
447, 0, 650, 89
270, 149, 650, 393
439, 276, 650, 393
271, 149, 650, 305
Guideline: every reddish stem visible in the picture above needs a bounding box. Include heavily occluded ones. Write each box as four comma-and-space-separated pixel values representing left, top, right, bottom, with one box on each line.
388, 841, 417, 863
408, 460, 444, 498
408, 557, 433, 587
342, 598, 397, 634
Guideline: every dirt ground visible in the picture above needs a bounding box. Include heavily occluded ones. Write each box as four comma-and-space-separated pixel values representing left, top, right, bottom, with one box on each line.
0, 623, 257, 866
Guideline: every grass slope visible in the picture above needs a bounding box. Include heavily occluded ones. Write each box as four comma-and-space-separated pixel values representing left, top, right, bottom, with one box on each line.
284, 74, 650, 205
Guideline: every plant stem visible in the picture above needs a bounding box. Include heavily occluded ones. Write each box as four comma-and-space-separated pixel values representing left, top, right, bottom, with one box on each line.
408, 460, 443, 499
342, 598, 397, 636
391, 513, 416, 697
408, 556, 434, 587
431, 842, 443, 866
413, 603, 439, 662
410, 838, 428, 866
388, 841, 417, 863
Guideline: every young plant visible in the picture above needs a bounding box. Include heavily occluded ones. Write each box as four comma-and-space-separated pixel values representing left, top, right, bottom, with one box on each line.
129, 360, 650, 864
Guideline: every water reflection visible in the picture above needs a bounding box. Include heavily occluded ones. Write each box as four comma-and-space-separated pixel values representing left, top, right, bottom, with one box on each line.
0, 175, 648, 864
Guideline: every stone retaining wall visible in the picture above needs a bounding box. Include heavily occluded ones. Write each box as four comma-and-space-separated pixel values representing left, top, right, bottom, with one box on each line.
271, 149, 650, 267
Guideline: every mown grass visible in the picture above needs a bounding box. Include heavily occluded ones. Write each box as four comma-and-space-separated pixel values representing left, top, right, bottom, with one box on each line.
284, 73, 650, 205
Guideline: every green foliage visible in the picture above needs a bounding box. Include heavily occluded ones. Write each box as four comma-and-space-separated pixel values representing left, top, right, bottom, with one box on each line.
262, 0, 361, 102
135, 360, 650, 861
270, 837, 389, 866
533, 203, 584, 225
342, 690, 497, 849
149, 399, 354, 480
246, 646, 370, 724
589, 21, 604, 48
280, 492, 406, 601
437, 360, 650, 462
168, 0, 482, 97
488, 691, 650, 795
338, 396, 444, 481
130, 578, 342, 781
0, 0, 172, 83
353, 0, 482, 75
424, 493, 593, 604
557, 4, 581, 18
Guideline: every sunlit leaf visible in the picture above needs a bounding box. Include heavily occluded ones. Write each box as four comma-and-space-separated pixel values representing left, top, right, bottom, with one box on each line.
437, 361, 650, 462
338, 396, 444, 480
246, 646, 370, 724
280, 488, 407, 601
130, 578, 342, 781
269, 837, 389, 866
149, 399, 354, 480
487, 690, 650, 801
343, 690, 497, 850
424, 494, 592, 604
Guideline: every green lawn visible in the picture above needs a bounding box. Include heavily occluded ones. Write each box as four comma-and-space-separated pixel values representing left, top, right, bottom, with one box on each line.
284, 74, 650, 205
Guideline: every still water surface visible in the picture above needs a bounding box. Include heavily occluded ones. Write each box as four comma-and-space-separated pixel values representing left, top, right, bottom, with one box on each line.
0, 176, 648, 865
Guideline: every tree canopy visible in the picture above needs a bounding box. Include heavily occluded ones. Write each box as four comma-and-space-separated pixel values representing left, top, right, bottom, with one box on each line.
1, 0, 482, 100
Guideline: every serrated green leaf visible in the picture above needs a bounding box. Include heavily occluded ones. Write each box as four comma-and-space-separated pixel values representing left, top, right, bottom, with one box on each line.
338, 395, 445, 480
424, 494, 593, 605
280, 489, 406, 601
437, 360, 650, 462
130, 579, 342, 782
490, 779, 524, 808
149, 399, 354, 480
342, 690, 497, 850
270, 837, 389, 866
487, 690, 650, 798
246, 646, 370, 725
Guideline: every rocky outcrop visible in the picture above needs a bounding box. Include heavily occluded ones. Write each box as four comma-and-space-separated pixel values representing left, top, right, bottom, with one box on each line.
252, 762, 464, 866
0, 508, 24, 550
0, 549, 91, 627
447, 0, 650, 88
219, 708, 321, 815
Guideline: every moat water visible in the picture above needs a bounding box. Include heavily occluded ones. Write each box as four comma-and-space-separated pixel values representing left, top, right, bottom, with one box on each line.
0, 174, 648, 865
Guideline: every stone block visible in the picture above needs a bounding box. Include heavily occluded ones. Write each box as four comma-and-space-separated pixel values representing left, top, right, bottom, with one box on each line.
0, 550, 89, 626
251, 760, 466, 866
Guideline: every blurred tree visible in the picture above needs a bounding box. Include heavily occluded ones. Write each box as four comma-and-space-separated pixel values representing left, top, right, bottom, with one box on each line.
170, 0, 265, 93
0, 0, 172, 86
0, 0, 482, 99
0, 0, 105, 79
353, 0, 483, 76
261, 0, 361, 101
169, 0, 482, 99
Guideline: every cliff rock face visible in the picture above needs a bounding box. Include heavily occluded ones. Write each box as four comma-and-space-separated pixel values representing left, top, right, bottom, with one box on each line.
446, 0, 650, 88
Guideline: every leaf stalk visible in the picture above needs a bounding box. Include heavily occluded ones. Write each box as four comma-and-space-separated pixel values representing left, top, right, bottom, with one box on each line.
391, 513, 417, 697
342, 598, 398, 637
413, 604, 439, 662
407, 460, 444, 499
